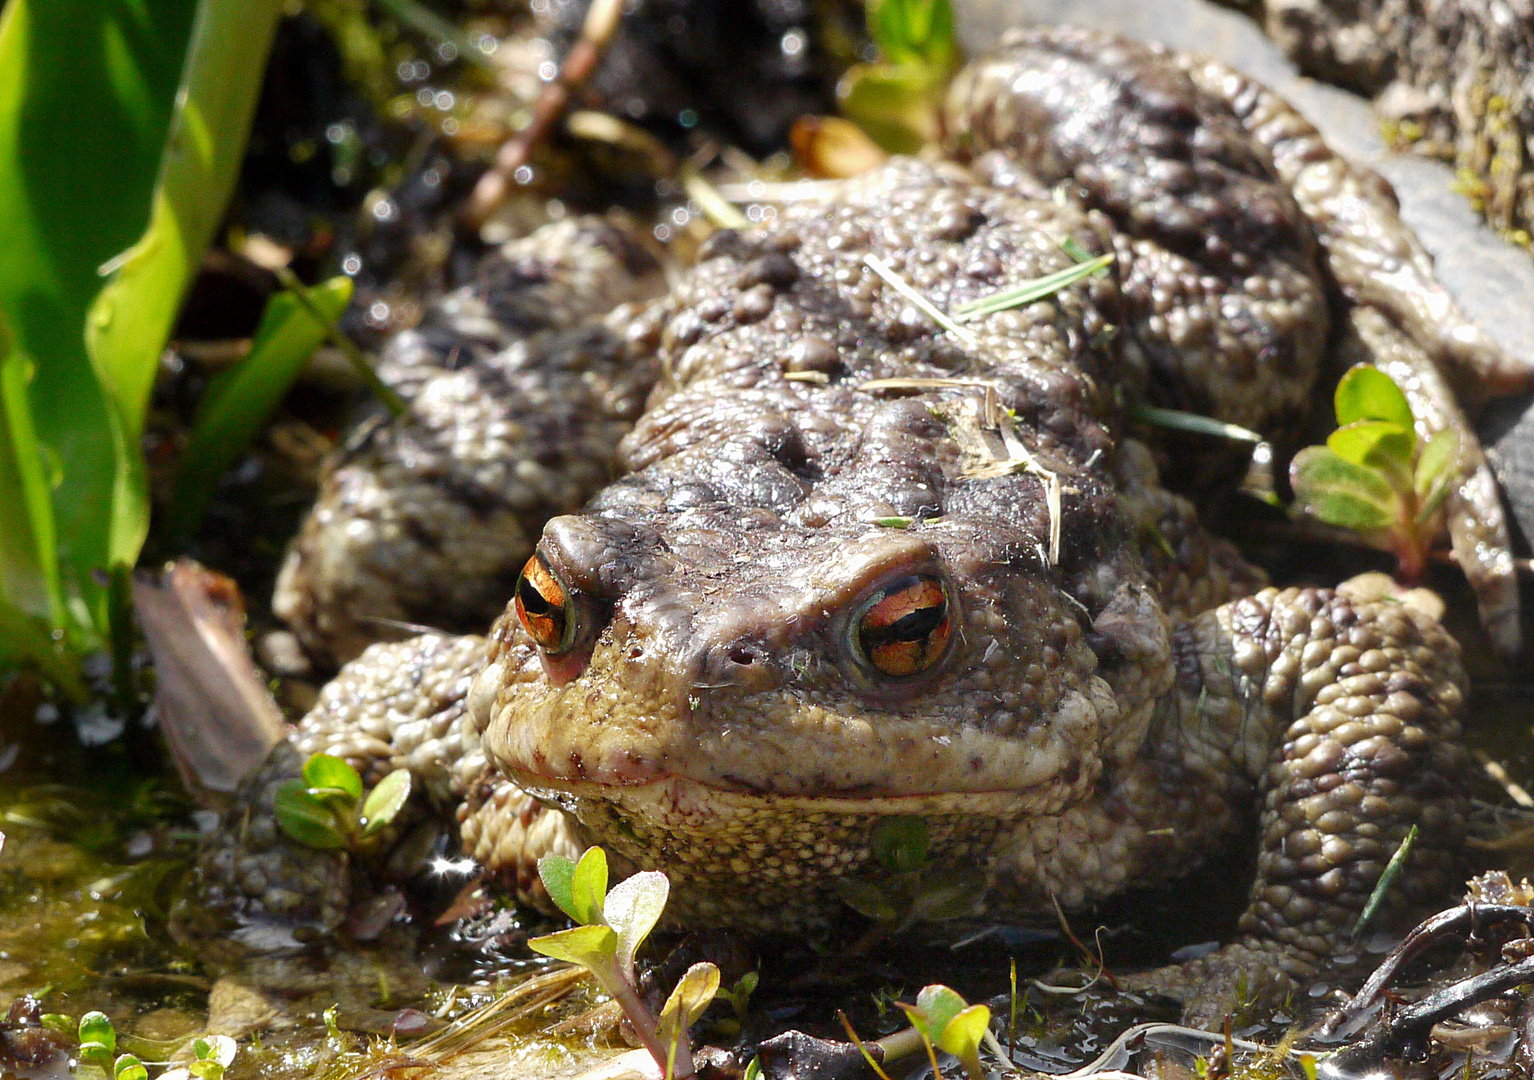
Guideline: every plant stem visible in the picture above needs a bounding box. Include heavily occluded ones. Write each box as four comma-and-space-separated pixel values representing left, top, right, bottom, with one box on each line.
271, 267, 406, 417
605, 970, 693, 1079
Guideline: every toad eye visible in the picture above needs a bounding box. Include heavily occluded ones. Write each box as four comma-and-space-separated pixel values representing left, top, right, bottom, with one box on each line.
514, 552, 578, 654
851, 574, 954, 678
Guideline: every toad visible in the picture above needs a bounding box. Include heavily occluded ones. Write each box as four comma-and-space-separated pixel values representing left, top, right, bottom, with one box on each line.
190, 27, 1520, 1015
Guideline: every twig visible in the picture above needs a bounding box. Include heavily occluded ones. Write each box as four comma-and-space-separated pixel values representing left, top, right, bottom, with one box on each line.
465, 0, 625, 228
272, 267, 407, 417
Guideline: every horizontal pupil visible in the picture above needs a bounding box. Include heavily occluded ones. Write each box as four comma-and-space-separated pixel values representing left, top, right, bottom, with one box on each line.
519, 577, 556, 615
863, 602, 945, 646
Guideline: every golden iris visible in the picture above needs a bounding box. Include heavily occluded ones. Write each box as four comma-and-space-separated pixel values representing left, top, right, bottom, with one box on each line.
514, 552, 577, 654
852, 575, 953, 677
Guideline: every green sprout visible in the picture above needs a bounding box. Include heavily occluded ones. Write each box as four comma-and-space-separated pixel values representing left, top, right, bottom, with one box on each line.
838, 0, 960, 154
273, 753, 413, 851
897, 985, 994, 1080
1289, 364, 1458, 582
158, 1036, 236, 1080
834, 816, 986, 932
530, 847, 719, 1080
77, 1012, 115, 1071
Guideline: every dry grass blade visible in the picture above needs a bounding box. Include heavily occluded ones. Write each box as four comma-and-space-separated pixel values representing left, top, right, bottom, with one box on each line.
861, 255, 977, 347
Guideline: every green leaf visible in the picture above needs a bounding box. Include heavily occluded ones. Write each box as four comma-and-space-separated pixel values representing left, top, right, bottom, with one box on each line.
569, 846, 610, 926
359, 769, 412, 838
538, 854, 579, 921
912, 984, 968, 1041
193, 1036, 236, 1068
114, 1054, 148, 1080
84, 0, 284, 602
1326, 420, 1414, 471
302, 754, 363, 803
868, 0, 957, 76
603, 870, 669, 982
0, 0, 198, 633
1414, 427, 1460, 522
871, 815, 929, 872
272, 779, 348, 850
526, 923, 618, 967
838, 65, 940, 155
1334, 365, 1413, 428
935, 1003, 991, 1059
163, 276, 354, 541
656, 961, 721, 1075
78, 1012, 115, 1057
1290, 447, 1398, 533
833, 878, 901, 923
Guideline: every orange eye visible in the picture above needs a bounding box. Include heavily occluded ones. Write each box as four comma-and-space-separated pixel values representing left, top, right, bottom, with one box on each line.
514, 553, 577, 654
852, 575, 954, 678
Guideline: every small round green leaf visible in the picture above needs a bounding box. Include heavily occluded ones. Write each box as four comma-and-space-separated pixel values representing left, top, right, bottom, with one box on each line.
79, 1042, 114, 1070
114, 1054, 148, 1080
302, 754, 362, 802
1327, 419, 1414, 471
1335, 365, 1413, 428
936, 1003, 992, 1059
1290, 447, 1398, 533
604, 870, 669, 981
79, 1012, 114, 1056
195, 1035, 236, 1068
527, 923, 618, 967
273, 780, 348, 849
871, 815, 929, 872
914, 984, 968, 1038
833, 878, 902, 923
537, 854, 579, 921
570, 846, 610, 926
359, 769, 412, 838
1414, 427, 1460, 505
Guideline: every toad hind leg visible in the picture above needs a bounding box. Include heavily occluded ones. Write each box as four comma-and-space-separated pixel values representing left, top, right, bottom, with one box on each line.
1125, 580, 1469, 1021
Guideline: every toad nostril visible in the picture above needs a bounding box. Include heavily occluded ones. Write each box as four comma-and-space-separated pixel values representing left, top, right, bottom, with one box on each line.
728, 646, 755, 666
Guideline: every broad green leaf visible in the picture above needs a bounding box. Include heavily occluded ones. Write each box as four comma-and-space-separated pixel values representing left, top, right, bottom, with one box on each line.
569, 846, 610, 926
114, 1054, 148, 1080
1334, 365, 1413, 428
163, 276, 354, 542
538, 854, 579, 920
0, 596, 87, 702
360, 769, 413, 838
656, 961, 721, 1070
1326, 420, 1414, 471
1290, 447, 1398, 533
78, 1013, 115, 1057
1411, 426, 1460, 503
272, 780, 348, 850
913, 984, 968, 1040
838, 65, 940, 155
0, 0, 197, 629
302, 754, 363, 803
84, 0, 283, 615
869, 0, 957, 76
909, 876, 986, 922
833, 878, 901, 923
871, 815, 929, 872
0, 341, 60, 627
603, 870, 669, 981
936, 1003, 992, 1059
526, 923, 618, 967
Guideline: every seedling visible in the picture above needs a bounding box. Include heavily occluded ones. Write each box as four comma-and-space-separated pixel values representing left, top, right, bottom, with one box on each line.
68, 1013, 235, 1080
530, 847, 719, 1080
77, 1012, 115, 1071
159, 1037, 236, 1080
897, 984, 994, 1080
273, 753, 412, 851
1290, 364, 1458, 581
834, 816, 986, 932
